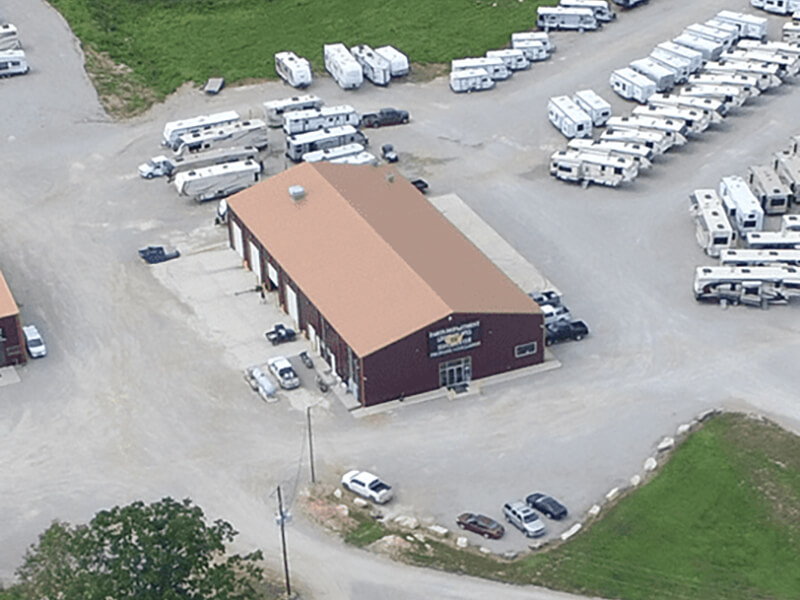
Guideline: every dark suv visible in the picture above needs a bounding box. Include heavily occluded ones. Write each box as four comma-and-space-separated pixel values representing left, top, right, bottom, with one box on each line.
544, 320, 589, 346
361, 108, 410, 128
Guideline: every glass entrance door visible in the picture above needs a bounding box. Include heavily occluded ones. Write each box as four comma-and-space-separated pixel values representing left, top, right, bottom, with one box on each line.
439, 357, 472, 388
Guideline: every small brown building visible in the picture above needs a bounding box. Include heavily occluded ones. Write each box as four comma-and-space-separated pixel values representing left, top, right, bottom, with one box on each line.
0, 267, 26, 367
226, 163, 543, 407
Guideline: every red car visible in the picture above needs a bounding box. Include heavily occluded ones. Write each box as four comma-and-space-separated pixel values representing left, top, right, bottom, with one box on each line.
456, 513, 505, 539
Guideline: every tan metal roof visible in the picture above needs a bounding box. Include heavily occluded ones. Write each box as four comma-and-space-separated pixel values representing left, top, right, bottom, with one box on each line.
228, 163, 539, 356
0, 267, 19, 319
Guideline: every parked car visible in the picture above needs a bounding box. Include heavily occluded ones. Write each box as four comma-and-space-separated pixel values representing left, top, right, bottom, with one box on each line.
544, 320, 589, 346
381, 144, 398, 163
361, 107, 410, 128
341, 470, 393, 504
525, 493, 568, 520
22, 325, 47, 358
503, 501, 546, 538
410, 178, 429, 194
456, 513, 505, 539
267, 356, 300, 389
529, 290, 562, 308
265, 323, 296, 345
138, 245, 180, 264
541, 303, 571, 326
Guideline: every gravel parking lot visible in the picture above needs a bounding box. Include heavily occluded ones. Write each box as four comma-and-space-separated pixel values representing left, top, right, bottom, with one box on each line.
2, 0, 800, 596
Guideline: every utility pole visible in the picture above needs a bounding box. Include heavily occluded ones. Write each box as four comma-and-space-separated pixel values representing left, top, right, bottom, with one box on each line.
276, 486, 291, 598
307, 406, 316, 484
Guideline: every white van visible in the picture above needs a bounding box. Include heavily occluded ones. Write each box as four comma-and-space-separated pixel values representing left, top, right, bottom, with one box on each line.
573, 89, 612, 126
274, 51, 312, 88
548, 96, 592, 138
537, 6, 598, 31
449, 68, 495, 93
609, 67, 656, 103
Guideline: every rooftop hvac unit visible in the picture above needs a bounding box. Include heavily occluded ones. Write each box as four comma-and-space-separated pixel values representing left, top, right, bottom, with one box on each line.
288, 185, 305, 201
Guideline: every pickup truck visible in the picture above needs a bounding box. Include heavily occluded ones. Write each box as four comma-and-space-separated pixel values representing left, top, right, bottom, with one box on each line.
264, 323, 296, 345
138, 245, 180, 264
545, 319, 589, 345
341, 470, 393, 504
361, 107, 410, 128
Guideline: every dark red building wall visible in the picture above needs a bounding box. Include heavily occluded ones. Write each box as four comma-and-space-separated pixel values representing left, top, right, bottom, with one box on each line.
0, 314, 26, 367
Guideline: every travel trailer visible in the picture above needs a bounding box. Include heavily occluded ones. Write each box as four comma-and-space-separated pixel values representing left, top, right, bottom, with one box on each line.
746, 231, 800, 249
606, 115, 689, 142
262, 95, 323, 127
687, 73, 761, 98
719, 175, 765, 234
773, 152, 800, 196
537, 6, 599, 31
374, 45, 410, 76
567, 138, 653, 169
703, 60, 780, 89
350, 44, 392, 85
162, 110, 240, 148
784, 22, 800, 43
174, 119, 269, 155
486, 49, 530, 71
673, 33, 725, 61
680, 84, 748, 108
511, 40, 549, 62
451, 57, 510, 80
724, 48, 800, 78
511, 31, 554, 53
0, 49, 27, 76
609, 67, 657, 102
323, 43, 363, 89
714, 10, 768, 40
282, 105, 360, 135
547, 95, 593, 138
573, 89, 612, 126
0, 23, 20, 50
632, 105, 710, 135
655, 41, 705, 73
705, 19, 742, 43
601, 127, 674, 155
285, 125, 367, 161
559, 0, 616, 22
685, 23, 738, 52
648, 49, 692, 83
647, 92, 726, 120
747, 165, 792, 214
690, 189, 736, 257
749, 0, 800, 15
549, 150, 638, 187
138, 146, 259, 179
274, 51, 312, 88
630, 57, 676, 91
783, 214, 800, 231
693, 265, 800, 306
173, 160, 262, 202
303, 143, 365, 163
449, 68, 495, 93
720, 248, 800, 267
737, 39, 800, 56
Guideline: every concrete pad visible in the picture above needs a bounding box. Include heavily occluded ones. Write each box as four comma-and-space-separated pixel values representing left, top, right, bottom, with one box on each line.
0, 367, 21, 388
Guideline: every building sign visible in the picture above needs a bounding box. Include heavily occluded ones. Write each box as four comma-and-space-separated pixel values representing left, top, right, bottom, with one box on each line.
428, 320, 481, 358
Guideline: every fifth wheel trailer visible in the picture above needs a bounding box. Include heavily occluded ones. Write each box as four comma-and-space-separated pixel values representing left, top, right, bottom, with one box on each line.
162, 110, 240, 148
720, 249, 800, 266
688, 72, 763, 96
174, 119, 269, 155
600, 127, 675, 154
567, 138, 653, 169
138, 146, 259, 179
648, 92, 726, 120
173, 160, 262, 202
693, 265, 800, 306
285, 125, 367, 161
632, 104, 710, 135
550, 150, 638, 187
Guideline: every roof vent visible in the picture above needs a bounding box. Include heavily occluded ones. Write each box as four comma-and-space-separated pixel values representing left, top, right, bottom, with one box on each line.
288, 185, 305, 201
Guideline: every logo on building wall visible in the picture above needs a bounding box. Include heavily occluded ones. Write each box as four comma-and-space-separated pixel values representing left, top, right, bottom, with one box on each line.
428, 320, 481, 358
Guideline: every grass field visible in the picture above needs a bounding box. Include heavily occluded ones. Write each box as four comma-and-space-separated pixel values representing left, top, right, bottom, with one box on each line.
47, 0, 556, 116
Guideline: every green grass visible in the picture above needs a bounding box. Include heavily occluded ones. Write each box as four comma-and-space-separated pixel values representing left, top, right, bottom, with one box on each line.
344, 508, 391, 548
48, 0, 557, 115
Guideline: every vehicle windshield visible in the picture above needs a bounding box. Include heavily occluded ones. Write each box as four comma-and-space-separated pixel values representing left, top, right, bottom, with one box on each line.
278, 368, 295, 378
523, 512, 539, 523
29, 339, 43, 347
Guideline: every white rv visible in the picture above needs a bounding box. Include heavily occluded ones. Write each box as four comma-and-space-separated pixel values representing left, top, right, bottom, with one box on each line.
738, 39, 800, 57
511, 40, 549, 62
606, 115, 689, 142
573, 89, 612, 126
747, 165, 792, 214
703, 60, 780, 89
648, 49, 692, 83
685, 23, 737, 52
784, 22, 800, 43
706, 19, 742, 43
690, 189, 736, 257
630, 57, 676, 91
350, 44, 392, 86
720, 248, 800, 267
274, 51, 312, 88
323, 43, 363, 90
746, 231, 800, 249
609, 67, 656, 103
374, 45, 410, 77
632, 105, 710, 135
719, 175, 765, 234
693, 265, 800, 306
680, 84, 748, 109
511, 31, 554, 53
263, 95, 323, 127
568, 138, 653, 169
559, 0, 616, 22
715, 10, 768, 40
282, 105, 360, 135
749, 0, 800, 15
548, 96, 592, 138
674, 33, 725, 61
783, 214, 800, 231
537, 6, 599, 31
726, 48, 800, 78
687, 73, 761, 98
449, 68, 495, 93
0, 49, 27, 77
173, 160, 261, 202
303, 143, 365, 163
139, 146, 259, 179
773, 152, 800, 196
601, 127, 674, 155
0, 23, 20, 50
655, 41, 705, 73
549, 150, 638, 187
174, 119, 269, 155
486, 49, 530, 71
162, 110, 240, 148
451, 57, 510, 80
285, 125, 367, 162
648, 92, 726, 120
329, 151, 378, 166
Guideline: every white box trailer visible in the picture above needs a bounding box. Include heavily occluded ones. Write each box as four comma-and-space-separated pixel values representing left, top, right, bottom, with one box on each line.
783, 214, 800, 231
274, 51, 312, 88
720, 175, 765, 234
630, 57, 676, 91
0, 49, 28, 77
537, 7, 598, 32
606, 115, 689, 142
680, 83, 748, 109
568, 138, 653, 169
449, 68, 495, 93
687, 73, 762, 98
173, 159, 261, 202
649, 49, 692, 83
560, 0, 616, 22
0, 23, 20, 50
674, 33, 725, 61
609, 67, 656, 103
632, 104, 710, 134
746, 231, 800, 249
303, 143, 365, 163
511, 31, 554, 53
486, 49, 530, 71
162, 110, 240, 148
694, 265, 800, 306
720, 248, 800, 266
548, 96, 593, 138
329, 151, 378, 166
550, 149, 638, 186
350, 44, 392, 86
648, 92, 727, 120
573, 89, 611, 126
784, 22, 800, 43
451, 57, 510, 80
174, 119, 269, 155
773, 151, 800, 196
750, 0, 800, 15
715, 10, 768, 40
139, 146, 259, 179
704, 60, 780, 89
512, 40, 549, 62
374, 45, 410, 77
726, 48, 800, 77
685, 23, 737, 52
601, 127, 674, 155
282, 104, 360, 135
747, 164, 792, 214
324, 43, 363, 89
690, 189, 736, 257
655, 42, 704, 73
285, 125, 367, 161
263, 95, 323, 127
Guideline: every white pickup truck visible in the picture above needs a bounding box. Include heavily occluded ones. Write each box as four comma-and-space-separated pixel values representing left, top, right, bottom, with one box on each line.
341, 470, 393, 504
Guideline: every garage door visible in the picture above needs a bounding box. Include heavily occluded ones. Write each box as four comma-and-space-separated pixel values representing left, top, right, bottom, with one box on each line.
248, 241, 261, 284
286, 285, 299, 329
232, 221, 244, 258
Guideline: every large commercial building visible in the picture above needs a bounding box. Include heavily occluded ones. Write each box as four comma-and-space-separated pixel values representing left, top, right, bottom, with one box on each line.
0, 267, 26, 367
226, 163, 543, 407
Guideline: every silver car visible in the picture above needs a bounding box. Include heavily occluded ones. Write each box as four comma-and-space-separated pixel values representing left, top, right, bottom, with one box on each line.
503, 500, 546, 538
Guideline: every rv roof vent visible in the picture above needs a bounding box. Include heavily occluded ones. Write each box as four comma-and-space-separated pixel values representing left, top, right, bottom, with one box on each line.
289, 185, 305, 201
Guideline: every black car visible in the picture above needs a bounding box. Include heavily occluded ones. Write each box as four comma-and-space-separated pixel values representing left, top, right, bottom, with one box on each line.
265, 323, 297, 345
361, 107, 410, 128
544, 320, 589, 346
138, 245, 180, 264
381, 144, 399, 163
525, 493, 568, 520
411, 178, 429, 194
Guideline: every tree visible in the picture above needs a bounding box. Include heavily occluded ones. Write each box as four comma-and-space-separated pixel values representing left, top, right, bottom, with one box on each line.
8, 497, 265, 600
